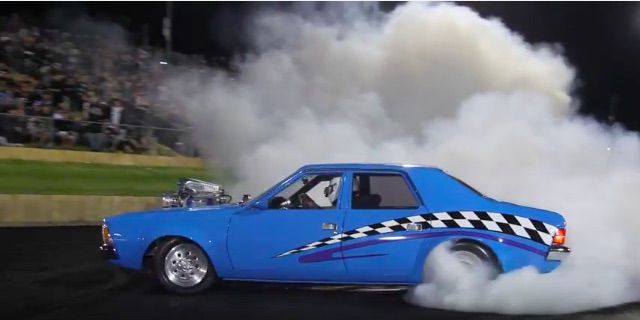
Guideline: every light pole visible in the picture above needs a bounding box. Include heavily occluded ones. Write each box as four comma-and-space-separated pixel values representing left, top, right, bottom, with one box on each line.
608, 95, 619, 125
606, 95, 620, 153
163, 1, 173, 61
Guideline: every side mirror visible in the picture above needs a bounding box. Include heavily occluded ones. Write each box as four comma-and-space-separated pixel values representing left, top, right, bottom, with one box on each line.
248, 199, 268, 210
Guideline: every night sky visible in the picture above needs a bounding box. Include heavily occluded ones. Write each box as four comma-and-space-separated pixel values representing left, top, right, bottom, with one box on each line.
4, 1, 639, 132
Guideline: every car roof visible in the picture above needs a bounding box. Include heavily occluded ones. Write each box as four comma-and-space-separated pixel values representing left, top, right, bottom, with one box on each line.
299, 163, 442, 172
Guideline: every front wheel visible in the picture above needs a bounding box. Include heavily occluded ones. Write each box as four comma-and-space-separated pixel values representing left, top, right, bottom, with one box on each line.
152, 238, 217, 294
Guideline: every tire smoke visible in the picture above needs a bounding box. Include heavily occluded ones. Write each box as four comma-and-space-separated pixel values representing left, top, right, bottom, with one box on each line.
165, 2, 640, 314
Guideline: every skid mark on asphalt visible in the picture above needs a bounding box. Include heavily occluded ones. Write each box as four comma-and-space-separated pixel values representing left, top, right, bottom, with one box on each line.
0, 264, 130, 319
3, 226, 640, 320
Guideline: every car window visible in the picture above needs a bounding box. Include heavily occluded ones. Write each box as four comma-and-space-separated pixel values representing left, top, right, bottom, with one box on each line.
305, 180, 334, 207
351, 173, 419, 209
271, 173, 342, 209
445, 172, 489, 198
277, 174, 317, 199
249, 170, 300, 206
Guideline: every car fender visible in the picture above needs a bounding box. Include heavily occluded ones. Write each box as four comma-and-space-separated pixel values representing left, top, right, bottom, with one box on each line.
106, 207, 236, 275
408, 230, 552, 283
141, 227, 233, 275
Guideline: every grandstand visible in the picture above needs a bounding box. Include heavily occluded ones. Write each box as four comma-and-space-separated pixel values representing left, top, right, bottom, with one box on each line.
0, 13, 201, 157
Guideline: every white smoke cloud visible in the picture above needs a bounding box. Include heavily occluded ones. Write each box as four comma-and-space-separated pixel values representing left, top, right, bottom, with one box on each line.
165, 1, 640, 315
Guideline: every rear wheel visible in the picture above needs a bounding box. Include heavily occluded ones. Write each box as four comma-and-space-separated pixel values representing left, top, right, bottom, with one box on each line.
449, 241, 501, 278
152, 238, 217, 294
422, 240, 501, 284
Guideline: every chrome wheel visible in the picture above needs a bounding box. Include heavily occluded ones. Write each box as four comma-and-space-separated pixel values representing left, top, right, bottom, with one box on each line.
163, 243, 209, 288
452, 249, 484, 268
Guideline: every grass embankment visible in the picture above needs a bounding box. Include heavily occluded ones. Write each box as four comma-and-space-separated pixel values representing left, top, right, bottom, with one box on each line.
0, 159, 225, 196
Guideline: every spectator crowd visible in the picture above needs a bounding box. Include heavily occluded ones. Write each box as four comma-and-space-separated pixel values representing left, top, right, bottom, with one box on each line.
0, 13, 200, 156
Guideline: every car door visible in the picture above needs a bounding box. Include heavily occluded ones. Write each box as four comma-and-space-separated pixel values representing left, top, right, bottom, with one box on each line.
341, 171, 429, 283
226, 171, 349, 282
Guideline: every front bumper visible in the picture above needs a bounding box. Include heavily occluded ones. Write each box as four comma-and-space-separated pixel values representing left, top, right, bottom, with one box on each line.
99, 243, 118, 260
546, 245, 570, 261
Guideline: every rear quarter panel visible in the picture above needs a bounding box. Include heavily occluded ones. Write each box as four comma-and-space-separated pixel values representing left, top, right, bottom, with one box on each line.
406, 167, 565, 278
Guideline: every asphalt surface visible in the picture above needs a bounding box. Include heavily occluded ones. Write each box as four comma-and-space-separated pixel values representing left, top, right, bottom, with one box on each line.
0, 226, 638, 320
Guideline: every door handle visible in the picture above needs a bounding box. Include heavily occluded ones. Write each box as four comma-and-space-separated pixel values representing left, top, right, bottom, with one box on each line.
322, 222, 337, 231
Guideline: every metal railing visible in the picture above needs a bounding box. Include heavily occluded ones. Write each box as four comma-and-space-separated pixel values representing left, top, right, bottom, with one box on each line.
0, 112, 198, 157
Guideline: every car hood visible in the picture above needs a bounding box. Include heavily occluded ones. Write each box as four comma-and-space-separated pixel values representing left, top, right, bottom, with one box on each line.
106, 202, 243, 224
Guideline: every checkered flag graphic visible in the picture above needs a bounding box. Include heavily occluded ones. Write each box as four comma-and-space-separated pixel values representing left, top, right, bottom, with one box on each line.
274, 211, 558, 258
426, 211, 557, 246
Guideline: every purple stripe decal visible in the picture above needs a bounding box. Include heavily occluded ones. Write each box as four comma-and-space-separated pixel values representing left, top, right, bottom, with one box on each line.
299, 230, 547, 263
299, 238, 388, 263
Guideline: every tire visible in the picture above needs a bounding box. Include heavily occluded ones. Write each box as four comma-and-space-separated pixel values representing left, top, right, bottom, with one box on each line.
422, 240, 501, 284
152, 238, 217, 295
448, 241, 501, 279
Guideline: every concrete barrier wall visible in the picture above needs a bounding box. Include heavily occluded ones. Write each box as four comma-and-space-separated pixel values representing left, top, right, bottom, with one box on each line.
0, 195, 160, 226
0, 147, 205, 168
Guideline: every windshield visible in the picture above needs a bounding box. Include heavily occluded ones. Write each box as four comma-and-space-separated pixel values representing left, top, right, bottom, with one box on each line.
246, 170, 301, 206
277, 174, 318, 199
446, 173, 489, 198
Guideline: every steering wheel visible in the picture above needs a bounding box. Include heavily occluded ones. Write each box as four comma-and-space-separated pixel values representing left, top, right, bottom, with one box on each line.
298, 193, 320, 209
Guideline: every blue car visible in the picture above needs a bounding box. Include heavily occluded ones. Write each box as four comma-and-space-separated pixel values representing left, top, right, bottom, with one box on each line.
100, 163, 570, 294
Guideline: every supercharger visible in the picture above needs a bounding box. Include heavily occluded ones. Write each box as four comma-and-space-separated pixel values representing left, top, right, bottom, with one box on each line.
161, 178, 245, 208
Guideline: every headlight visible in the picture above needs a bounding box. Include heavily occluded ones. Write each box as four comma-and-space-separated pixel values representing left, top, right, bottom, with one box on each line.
102, 223, 113, 245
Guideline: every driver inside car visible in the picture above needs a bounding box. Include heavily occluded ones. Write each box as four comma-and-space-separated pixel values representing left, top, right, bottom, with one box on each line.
323, 176, 342, 208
